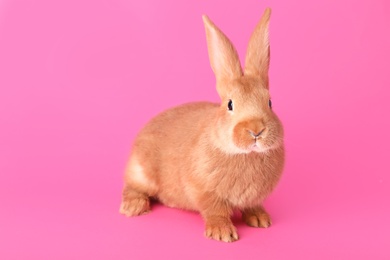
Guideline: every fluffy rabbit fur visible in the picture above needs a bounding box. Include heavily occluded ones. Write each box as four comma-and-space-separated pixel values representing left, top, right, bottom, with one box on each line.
120, 8, 285, 242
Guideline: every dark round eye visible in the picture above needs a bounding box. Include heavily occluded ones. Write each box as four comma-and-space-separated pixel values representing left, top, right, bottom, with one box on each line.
268, 99, 272, 109
228, 99, 233, 111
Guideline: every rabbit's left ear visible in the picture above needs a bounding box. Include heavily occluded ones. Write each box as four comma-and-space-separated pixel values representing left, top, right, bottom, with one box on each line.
244, 8, 271, 87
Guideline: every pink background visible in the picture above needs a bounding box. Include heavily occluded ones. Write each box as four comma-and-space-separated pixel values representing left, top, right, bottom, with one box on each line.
0, 0, 389, 259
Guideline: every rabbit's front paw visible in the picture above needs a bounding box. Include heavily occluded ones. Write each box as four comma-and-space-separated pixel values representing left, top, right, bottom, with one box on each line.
242, 207, 272, 228
205, 216, 238, 242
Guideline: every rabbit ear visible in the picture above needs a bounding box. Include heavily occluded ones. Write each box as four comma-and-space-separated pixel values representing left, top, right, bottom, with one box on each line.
202, 15, 242, 82
244, 8, 271, 86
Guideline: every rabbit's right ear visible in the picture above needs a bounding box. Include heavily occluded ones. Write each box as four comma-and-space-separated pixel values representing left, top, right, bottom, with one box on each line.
202, 15, 242, 84
244, 8, 271, 86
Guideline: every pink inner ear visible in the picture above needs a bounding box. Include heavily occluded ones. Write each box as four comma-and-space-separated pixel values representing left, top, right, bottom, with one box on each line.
203, 15, 242, 81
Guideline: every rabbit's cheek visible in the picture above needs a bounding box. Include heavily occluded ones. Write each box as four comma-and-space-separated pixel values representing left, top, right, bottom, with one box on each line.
257, 131, 283, 151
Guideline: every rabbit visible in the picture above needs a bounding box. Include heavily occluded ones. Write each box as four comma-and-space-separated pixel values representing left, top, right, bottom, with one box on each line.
120, 8, 284, 242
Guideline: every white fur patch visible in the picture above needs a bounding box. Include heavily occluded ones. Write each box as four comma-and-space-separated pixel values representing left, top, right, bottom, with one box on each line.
127, 157, 157, 193
132, 161, 148, 185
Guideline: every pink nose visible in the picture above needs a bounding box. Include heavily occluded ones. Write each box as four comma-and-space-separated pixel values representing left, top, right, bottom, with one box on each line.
248, 128, 265, 138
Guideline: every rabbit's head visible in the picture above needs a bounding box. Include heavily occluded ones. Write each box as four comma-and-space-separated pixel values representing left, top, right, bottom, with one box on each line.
203, 8, 283, 154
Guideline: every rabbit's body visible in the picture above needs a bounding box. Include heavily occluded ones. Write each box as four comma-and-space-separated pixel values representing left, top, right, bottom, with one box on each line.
125, 102, 284, 212
120, 8, 285, 242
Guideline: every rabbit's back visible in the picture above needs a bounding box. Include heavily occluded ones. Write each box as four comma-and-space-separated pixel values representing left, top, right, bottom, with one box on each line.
127, 102, 219, 210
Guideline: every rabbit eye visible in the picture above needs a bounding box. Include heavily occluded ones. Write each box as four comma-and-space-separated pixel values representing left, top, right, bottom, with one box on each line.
268, 99, 272, 109
228, 99, 233, 111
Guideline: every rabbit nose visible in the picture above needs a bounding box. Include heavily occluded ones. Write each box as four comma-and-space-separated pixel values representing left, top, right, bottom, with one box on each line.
248, 128, 265, 138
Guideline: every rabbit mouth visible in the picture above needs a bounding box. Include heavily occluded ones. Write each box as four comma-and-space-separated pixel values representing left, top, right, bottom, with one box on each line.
248, 138, 280, 153
249, 142, 268, 153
